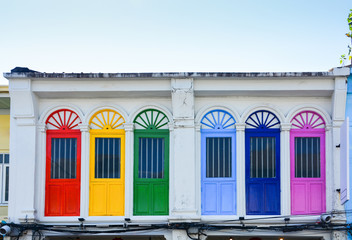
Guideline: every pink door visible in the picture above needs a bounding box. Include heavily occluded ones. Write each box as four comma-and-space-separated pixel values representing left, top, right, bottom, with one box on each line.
290, 111, 326, 215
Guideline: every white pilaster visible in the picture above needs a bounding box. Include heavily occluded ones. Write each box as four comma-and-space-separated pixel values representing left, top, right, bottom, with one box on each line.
195, 123, 201, 216
235, 123, 246, 217
326, 124, 333, 212
170, 78, 198, 218
35, 124, 46, 220
79, 124, 90, 218
280, 123, 291, 216
124, 123, 134, 218
8, 78, 38, 223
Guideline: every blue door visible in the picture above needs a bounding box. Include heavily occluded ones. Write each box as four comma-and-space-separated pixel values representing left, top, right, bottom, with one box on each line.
245, 110, 281, 215
200, 110, 236, 215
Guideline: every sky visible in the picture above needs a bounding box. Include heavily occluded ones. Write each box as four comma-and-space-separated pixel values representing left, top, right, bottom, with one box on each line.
0, 0, 351, 85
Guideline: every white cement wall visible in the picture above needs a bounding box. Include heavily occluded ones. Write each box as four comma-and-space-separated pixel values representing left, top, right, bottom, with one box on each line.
6, 74, 348, 240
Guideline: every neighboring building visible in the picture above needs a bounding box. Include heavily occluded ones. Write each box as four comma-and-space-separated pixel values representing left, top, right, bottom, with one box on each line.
0, 86, 9, 222
343, 66, 352, 240
3, 67, 351, 240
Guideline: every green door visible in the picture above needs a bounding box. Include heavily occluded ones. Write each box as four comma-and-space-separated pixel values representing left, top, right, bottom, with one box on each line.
133, 130, 169, 215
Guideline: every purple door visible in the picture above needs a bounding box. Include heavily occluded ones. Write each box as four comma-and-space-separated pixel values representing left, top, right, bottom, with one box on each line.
290, 111, 326, 215
201, 110, 236, 215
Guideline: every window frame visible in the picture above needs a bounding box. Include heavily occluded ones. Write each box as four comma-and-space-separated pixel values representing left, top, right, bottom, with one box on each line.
0, 153, 9, 204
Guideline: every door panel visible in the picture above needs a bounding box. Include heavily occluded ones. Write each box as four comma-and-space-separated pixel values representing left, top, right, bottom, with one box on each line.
90, 183, 107, 215
220, 183, 235, 213
134, 184, 150, 214
46, 185, 62, 215
153, 184, 168, 214
310, 183, 323, 213
203, 183, 217, 214
64, 184, 80, 214
264, 183, 279, 214
291, 183, 306, 213
108, 183, 124, 214
247, 183, 262, 214
246, 132, 280, 215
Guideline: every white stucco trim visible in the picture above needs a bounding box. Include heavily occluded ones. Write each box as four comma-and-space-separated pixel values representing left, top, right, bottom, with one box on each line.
84, 105, 129, 126
285, 104, 332, 125
39, 104, 84, 125
128, 103, 174, 126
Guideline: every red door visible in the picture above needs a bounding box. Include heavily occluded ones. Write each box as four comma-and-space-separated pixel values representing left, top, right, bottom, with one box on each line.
45, 131, 81, 216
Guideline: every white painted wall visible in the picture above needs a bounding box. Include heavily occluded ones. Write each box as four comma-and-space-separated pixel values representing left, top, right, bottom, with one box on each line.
6, 72, 349, 240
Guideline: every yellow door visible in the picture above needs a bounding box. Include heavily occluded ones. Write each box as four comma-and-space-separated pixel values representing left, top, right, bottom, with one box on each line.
88, 109, 126, 216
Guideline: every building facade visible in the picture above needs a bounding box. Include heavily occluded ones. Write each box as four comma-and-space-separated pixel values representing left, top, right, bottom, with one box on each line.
343, 67, 352, 240
0, 86, 10, 222
3, 68, 351, 240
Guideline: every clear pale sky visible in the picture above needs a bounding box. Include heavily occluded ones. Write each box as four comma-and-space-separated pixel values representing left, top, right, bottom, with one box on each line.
0, 0, 351, 84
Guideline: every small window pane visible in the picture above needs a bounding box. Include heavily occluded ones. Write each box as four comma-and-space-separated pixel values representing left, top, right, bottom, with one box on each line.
0, 154, 2, 164
51, 138, 77, 179
206, 137, 232, 178
4, 154, 9, 163
4, 166, 9, 202
250, 137, 276, 178
95, 138, 120, 179
295, 137, 320, 178
139, 138, 164, 179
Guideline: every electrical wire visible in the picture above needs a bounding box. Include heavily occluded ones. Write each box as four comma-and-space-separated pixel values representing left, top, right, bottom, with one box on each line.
3, 210, 352, 239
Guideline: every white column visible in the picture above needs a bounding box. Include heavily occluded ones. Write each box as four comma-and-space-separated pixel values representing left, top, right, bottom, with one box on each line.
168, 122, 175, 216
123, 123, 134, 218
332, 121, 345, 212
79, 124, 90, 218
195, 123, 201, 216
235, 123, 246, 217
35, 124, 46, 220
325, 124, 333, 213
280, 123, 291, 216
12, 117, 37, 223
170, 78, 198, 219
331, 76, 347, 213
8, 78, 38, 223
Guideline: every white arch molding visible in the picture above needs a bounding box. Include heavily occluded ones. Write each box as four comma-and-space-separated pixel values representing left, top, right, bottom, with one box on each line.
240, 104, 286, 125
128, 103, 174, 126
84, 105, 128, 126
285, 104, 331, 126
39, 104, 84, 126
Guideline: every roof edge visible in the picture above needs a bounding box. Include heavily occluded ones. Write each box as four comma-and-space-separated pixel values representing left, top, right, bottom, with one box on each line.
3, 66, 350, 79
2, 71, 343, 79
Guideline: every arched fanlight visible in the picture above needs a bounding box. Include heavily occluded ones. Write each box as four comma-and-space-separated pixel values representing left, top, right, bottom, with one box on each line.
245, 110, 280, 129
